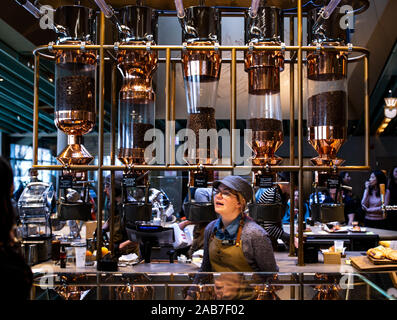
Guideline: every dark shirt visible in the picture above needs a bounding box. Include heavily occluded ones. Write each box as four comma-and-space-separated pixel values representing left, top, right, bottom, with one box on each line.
0, 245, 33, 300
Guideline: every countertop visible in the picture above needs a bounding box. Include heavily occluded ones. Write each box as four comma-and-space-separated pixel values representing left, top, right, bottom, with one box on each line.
32, 251, 360, 275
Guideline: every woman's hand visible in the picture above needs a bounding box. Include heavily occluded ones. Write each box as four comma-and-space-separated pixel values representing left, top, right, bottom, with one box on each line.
365, 181, 370, 189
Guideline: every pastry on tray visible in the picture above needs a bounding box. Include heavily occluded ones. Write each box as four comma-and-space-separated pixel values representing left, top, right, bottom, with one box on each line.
367, 246, 386, 259
367, 245, 397, 261
386, 250, 397, 261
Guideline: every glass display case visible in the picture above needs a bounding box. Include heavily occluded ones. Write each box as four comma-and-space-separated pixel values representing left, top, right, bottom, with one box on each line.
32, 271, 395, 300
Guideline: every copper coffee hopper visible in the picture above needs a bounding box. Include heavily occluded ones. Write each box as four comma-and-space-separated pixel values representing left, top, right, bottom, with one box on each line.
178, 5, 221, 185
53, 5, 97, 179
306, 0, 352, 167
116, 5, 158, 170
245, 6, 284, 167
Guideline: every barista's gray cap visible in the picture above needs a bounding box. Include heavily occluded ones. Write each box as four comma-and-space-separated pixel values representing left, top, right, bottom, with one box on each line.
213, 175, 253, 203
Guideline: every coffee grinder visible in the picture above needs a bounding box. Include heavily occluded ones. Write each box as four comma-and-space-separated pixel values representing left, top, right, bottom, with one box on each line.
18, 182, 56, 264
53, 4, 97, 224
244, 2, 285, 226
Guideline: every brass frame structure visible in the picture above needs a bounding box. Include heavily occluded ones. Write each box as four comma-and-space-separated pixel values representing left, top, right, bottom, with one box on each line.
31, 1, 370, 268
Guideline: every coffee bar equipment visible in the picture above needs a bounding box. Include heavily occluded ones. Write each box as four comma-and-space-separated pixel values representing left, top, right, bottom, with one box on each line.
52, 4, 97, 222
178, 2, 221, 180
176, 1, 220, 223
245, 5, 284, 168
306, 0, 352, 167
25, 0, 372, 270
310, 170, 345, 224
244, 3, 285, 224
113, 2, 158, 225
305, 1, 364, 224
18, 182, 55, 264
94, 1, 177, 264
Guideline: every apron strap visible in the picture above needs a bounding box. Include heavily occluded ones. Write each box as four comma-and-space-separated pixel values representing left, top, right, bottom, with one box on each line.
211, 215, 246, 247
235, 215, 245, 247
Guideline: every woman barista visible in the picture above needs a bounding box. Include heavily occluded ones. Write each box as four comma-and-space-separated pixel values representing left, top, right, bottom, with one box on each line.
187, 176, 278, 299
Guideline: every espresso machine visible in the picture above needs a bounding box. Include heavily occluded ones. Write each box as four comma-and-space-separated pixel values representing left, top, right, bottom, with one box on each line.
176, 1, 220, 223
52, 4, 97, 224
18, 182, 55, 264
244, 3, 285, 225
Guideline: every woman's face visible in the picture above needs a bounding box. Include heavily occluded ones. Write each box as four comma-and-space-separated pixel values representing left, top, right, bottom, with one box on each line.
369, 173, 377, 186
214, 184, 241, 216
343, 173, 351, 184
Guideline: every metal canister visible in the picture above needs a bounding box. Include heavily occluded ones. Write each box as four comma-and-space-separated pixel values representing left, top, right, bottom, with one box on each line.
53, 5, 95, 43
27, 244, 38, 266
118, 5, 158, 42
244, 6, 283, 43
181, 6, 221, 43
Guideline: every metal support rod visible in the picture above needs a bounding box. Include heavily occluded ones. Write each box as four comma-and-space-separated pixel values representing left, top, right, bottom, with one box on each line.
231, 48, 237, 167
108, 63, 117, 302
31, 164, 371, 171
32, 54, 40, 166
289, 16, 296, 257
96, 13, 105, 290
297, 0, 305, 266
171, 61, 176, 165
165, 48, 171, 165
33, 44, 370, 54
364, 55, 370, 167
109, 64, 117, 254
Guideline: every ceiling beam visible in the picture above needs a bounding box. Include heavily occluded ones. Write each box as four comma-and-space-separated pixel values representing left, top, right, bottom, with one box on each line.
0, 68, 53, 107
0, 92, 54, 131
0, 47, 54, 102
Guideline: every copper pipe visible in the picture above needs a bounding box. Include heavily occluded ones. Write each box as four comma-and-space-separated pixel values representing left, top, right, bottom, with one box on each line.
364, 55, 370, 167
231, 48, 237, 167
289, 16, 295, 257
165, 47, 171, 165
96, 12, 105, 278
297, 0, 304, 266
33, 54, 40, 166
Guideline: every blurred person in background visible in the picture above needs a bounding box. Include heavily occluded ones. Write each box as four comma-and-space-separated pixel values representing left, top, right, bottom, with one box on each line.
385, 166, 397, 231
339, 171, 360, 225
0, 156, 32, 300
282, 188, 310, 225
361, 170, 387, 229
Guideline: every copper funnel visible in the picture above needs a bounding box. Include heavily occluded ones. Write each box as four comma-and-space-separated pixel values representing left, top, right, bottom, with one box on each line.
57, 135, 93, 180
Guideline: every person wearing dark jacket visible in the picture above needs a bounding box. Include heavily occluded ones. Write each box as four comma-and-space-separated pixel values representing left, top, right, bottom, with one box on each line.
0, 157, 32, 300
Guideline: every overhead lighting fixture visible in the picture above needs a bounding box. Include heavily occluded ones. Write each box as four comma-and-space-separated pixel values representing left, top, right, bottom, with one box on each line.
377, 90, 397, 135
0, 78, 4, 82
384, 89, 397, 119
384, 89, 397, 108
